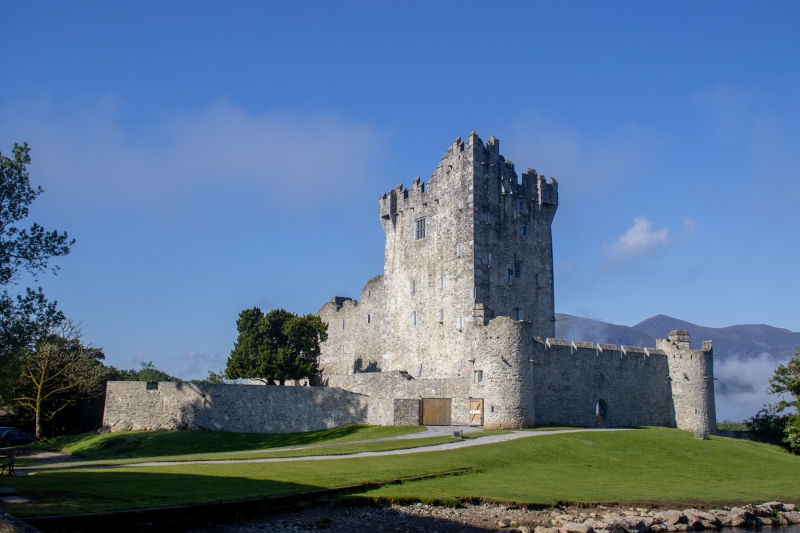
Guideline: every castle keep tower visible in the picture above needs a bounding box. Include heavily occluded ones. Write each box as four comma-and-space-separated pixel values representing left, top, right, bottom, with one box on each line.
378, 132, 558, 378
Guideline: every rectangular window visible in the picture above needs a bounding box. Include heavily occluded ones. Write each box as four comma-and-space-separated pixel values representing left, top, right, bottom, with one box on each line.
414, 218, 427, 240
412, 311, 418, 327
514, 261, 522, 278
507, 268, 513, 283
341, 345, 345, 354
535, 273, 541, 287
457, 198, 464, 210
484, 212, 491, 224
487, 252, 492, 265
518, 200, 527, 213
437, 276, 444, 290
513, 307, 523, 320
439, 308, 444, 323
473, 370, 484, 384
366, 314, 371, 324
456, 243, 463, 256
342, 319, 345, 330
411, 277, 417, 296
521, 225, 529, 236
457, 316, 464, 330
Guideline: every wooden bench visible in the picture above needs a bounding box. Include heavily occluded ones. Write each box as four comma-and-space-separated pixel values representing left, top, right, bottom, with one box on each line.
0, 455, 14, 476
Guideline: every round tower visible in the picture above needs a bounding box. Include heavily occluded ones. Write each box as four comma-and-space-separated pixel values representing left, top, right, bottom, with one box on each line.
468, 316, 535, 429
657, 330, 716, 437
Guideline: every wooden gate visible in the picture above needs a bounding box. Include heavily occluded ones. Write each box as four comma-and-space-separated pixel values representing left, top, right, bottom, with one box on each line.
468, 398, 484, 426
421, 398, 451, 426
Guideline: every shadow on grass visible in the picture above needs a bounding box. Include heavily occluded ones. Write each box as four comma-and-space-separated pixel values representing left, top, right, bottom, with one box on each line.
27, 424, 423, 462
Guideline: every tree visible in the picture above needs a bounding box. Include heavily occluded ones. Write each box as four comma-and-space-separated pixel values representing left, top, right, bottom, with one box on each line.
767, 348, 800, 453
225, 307, 328, 385
1, 142, 74, 403
11, 322, 106, 439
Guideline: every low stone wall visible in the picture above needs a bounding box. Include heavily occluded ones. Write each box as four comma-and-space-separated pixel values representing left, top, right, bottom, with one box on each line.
102, 381, 391, 433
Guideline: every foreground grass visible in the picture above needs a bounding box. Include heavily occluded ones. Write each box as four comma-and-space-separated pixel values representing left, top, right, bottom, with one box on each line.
23, 424, 425, 461
3, 428, 799, 518
23, 436, 459, 468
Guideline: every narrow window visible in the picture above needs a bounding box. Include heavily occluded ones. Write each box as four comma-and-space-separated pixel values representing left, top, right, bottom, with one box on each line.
518, 200, 527, 213
367, 289, 371, 298
437, 277, 444, 290
456, 243, 463, 256
411, 277, 417, 296
535, 273, 540, 287
507, 268, 513, 283
471, 287, 477, 298
341, 345, 345, 354
484, 212, 491, 224
521, 225, 529, 236
457, 198, 464, 209
473, 370, 484, 384
439, 308, 444, 323
342, 319, 345, 330
513, 308, 523, 320
366, 314, 371, 324
487, 252, 492, 265
457, 316, 464, 330
514, 261, 522, 278
412, 311, 418, 327
414, 217, 427, 240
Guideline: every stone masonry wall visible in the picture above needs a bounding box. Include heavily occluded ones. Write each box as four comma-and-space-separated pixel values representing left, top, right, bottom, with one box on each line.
102, 381, 391, 433
392, 399, 421, 425
533, 338, 675, 428
318, 276, 385, 376
326, 371, 471, 425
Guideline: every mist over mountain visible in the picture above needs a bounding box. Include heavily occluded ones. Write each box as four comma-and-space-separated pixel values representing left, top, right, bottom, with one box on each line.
554, 313, 800, 422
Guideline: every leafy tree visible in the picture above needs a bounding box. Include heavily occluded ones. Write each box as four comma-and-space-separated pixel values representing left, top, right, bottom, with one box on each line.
767, 348, 800, 452
745, 404, 791, 448
225, 307, 328, 385
109, 361, 179, 382
11, 322, 105, 439
1, 142, 74, 403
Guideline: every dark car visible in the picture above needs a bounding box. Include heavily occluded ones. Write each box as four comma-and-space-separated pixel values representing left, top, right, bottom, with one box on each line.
0, 430, 36, 447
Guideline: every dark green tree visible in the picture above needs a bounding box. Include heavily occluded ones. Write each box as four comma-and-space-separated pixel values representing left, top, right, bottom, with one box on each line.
767, 348, 800, 452
1, 142, 74, 404
225, 307, 328, 385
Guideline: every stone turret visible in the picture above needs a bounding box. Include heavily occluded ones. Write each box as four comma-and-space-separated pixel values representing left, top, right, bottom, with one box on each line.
658, 330, 717, 437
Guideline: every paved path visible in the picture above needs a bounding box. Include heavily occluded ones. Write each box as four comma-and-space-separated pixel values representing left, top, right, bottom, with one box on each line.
28, 428, 630, 471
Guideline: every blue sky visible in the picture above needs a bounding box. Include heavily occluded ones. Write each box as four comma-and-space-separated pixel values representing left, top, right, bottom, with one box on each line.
1, 2, 798, 397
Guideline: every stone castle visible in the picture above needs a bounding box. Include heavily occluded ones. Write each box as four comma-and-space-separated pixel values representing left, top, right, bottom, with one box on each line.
101, 133, 716, 436
316, 132, 716, 434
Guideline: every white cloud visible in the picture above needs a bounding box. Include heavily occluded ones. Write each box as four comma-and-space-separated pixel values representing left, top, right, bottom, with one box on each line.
601, 216, 699, 267
604, 216, 669, 261
0, 98, 385, 213
714, 353, 790, 422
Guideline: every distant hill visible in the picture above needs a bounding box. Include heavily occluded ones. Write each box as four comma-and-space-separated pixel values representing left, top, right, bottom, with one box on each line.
555, 313, 800, 362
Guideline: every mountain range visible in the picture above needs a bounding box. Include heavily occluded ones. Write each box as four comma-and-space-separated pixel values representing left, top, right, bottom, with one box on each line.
554, 313, 800, 362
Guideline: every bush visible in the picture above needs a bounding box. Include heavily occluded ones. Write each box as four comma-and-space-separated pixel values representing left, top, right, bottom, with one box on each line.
745, 404, 791, 449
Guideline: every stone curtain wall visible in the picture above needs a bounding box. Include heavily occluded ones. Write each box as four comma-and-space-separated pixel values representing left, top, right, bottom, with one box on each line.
392, 399, 421, 425
102, 381, 391, 433
532, 338, 675, 428
326, 371, 471, 425
318, 276, 385, 376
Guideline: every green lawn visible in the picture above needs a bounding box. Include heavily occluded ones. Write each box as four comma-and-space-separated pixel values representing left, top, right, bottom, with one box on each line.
23, 424, 425, 461
3, 428, 800, 518
22, 435, 459, 468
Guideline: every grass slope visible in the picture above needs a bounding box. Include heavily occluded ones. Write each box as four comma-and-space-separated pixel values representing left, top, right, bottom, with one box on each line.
25, 424, 424, 461
4, 429, 799, 518
24, 436, 459, 468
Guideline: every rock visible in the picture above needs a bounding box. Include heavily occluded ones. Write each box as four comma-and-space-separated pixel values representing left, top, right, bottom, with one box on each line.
652, 525, 667, 533
783, 511, 800, 524
518, 527, 532, 533
756, 517, 773, 526
763, 501, 784, 511
536, 527, 560, 533
776, 514, 788, 526
656, 511, 683, 526
785, 504, 797, 512
623, 512, 640, 517
560, 522, 594, 533
682, 511, 702, 528
499, 519, 512, 527
673, 525, 694, 532
754, 504, 774, 517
